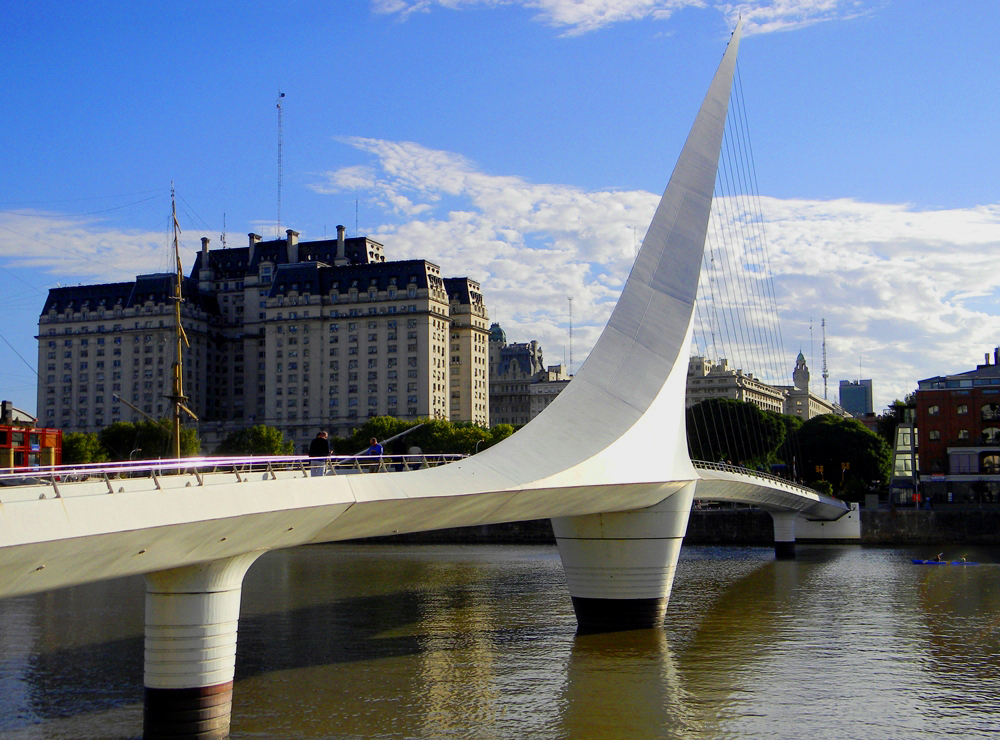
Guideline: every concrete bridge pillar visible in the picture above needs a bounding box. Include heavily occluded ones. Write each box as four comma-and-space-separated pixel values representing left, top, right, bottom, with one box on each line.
769, 511, 798, 560
551, 482, 696, 633
142, 551, 265, 740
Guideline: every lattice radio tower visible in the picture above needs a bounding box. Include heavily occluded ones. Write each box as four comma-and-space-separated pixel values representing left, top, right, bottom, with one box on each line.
568, 296, 574, 376
821, 318, 829, 400
276, 90, 285, 237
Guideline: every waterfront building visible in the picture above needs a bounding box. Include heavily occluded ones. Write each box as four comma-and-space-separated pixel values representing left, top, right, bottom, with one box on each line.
0, 400, 61, 469
36, 227, 490, 445
916, 347, 1000, 503
488, 322, 570, 426
839, 379, 873, 417
685, 356, 786, 413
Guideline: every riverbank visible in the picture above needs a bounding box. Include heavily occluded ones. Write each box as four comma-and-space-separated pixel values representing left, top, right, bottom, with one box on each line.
361, 509, 1000, 546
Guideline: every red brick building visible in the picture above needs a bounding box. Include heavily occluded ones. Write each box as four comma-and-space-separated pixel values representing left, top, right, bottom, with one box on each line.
916, 348, 1000, 504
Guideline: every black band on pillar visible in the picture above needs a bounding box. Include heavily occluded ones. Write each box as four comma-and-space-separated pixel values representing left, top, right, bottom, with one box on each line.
571, 596, 667, 634
143, 682, 233, 740
774, 541, 796, 560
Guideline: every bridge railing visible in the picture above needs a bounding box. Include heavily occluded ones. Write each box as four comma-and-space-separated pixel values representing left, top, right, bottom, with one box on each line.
692, 460, 814, 493
0, 453, 466, 501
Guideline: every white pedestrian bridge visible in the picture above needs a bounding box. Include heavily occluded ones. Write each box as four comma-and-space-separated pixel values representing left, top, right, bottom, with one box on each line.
0, 453, 853, 600
0, 20, 860, 738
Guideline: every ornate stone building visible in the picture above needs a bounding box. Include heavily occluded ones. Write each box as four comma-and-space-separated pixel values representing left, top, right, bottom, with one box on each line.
685, 356, 786, 413
37, 227, 490, 447
488, 322, 570, 426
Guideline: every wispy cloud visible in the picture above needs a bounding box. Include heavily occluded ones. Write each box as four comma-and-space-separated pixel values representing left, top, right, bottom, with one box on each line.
313, 137, 1000, 409
372, 0, 874, 35
0, 211, 185, 285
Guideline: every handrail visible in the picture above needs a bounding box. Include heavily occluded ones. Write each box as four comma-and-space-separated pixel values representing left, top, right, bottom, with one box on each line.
0, 453, 467, 490
692, 459, 820, 495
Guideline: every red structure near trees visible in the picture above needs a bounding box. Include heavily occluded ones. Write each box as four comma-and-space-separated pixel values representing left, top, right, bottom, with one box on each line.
0, 400, 62, 469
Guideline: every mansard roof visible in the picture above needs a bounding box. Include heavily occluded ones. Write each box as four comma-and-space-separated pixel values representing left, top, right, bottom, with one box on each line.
42, 275, 220, 316
42, 282, 134, 314
443, 277, 484, 307
190, 247, 251, 279
266, 259, 441, 298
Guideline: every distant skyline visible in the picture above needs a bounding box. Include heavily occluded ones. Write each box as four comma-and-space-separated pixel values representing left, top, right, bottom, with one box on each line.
3, 0, 1000, 416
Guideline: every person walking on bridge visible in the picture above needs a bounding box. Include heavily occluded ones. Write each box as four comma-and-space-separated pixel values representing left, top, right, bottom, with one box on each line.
364, 437, 383, 472
309, 431, 330, 477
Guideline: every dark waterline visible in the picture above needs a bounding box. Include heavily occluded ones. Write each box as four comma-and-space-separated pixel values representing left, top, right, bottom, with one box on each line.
2, 543, 999, 739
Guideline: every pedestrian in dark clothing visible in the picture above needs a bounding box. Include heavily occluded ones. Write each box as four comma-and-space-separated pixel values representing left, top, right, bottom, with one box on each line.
309, 431, 330, 476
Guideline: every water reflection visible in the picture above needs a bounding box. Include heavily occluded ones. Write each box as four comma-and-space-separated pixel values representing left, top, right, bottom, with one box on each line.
3, 544, 1000, 739
561, 629, 697, 739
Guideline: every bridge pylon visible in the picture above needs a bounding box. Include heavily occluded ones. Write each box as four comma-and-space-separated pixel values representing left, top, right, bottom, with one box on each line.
142, 551, 264, 739
553, 482, 696, 632
769, 511, 798, 560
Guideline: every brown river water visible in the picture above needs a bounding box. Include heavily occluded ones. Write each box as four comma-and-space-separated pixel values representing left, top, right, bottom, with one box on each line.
2, 543, 999, 739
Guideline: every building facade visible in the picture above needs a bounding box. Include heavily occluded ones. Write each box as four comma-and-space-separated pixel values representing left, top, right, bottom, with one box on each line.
916, 348, 1000, 503
839, 379, 873, 417
488, 322, 570, 426
0, 400, 62, 469
776, 352, 846, 420
685, 356, 786, 413
37, 227, 490, 446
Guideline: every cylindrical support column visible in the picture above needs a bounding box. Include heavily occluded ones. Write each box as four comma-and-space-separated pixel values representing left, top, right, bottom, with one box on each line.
143, 551, 264, 740
770, 511, 798, 560
552, 482, 696, 633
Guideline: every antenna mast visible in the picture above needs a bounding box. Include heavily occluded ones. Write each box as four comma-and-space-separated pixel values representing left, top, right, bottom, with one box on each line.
568, 297, 573, 375
821, 318, 829, 400
276, 90, 285, 238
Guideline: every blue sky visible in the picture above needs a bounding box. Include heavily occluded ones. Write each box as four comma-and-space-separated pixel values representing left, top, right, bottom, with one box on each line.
3, 0, 1000, 416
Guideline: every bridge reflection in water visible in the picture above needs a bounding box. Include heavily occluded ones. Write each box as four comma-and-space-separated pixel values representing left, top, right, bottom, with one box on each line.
3, 544, 1000, 739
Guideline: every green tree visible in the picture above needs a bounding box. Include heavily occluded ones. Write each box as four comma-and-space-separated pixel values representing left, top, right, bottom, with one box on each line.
216, 425, 294, 456
810, 479, 834, 496
61, 432, 108, 465
791, 414, 891, 500
686, 398, 786, 467
330, 416, 516, 457
98, 421, 200, 461
486, 423, 516, 449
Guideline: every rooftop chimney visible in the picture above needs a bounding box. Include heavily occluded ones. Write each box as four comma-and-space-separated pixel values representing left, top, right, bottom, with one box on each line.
286, 229, 300, 263
248, 233, 261, 264
201, 237, 210, 255
336, 225, 346, 264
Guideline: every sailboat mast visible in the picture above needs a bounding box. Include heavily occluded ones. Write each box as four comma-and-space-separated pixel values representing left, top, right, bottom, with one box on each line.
170, 184, 187, 459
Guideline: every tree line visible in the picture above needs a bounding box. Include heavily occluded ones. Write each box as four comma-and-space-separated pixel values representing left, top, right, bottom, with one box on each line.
62, 417, 518, 464
686, 397, 893, 501
61, 399, 900, 503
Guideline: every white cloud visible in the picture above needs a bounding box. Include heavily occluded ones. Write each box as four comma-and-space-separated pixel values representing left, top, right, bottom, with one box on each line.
372, 0, 873, 35
314, 137, 1000, 411
0, 211, 178, 283
719, 0, 874, 35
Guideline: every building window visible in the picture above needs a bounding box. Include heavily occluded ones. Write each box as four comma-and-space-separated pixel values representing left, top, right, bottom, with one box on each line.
928, 430, 940, 440
928, 405, 939, 415
982, 454, 1000, 474
957, 404, 968, 414
958, 429, 970, 440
